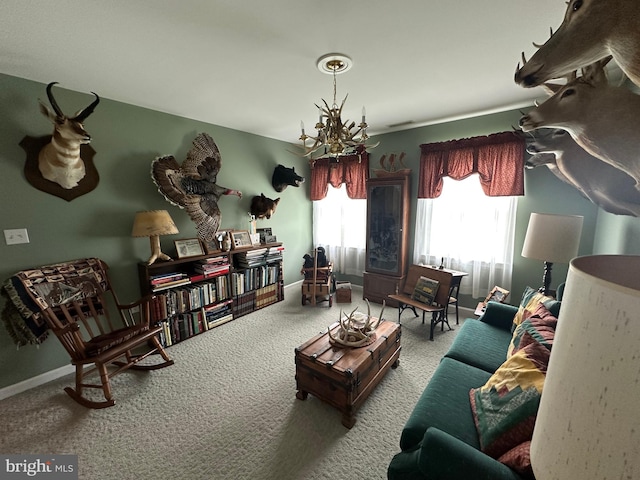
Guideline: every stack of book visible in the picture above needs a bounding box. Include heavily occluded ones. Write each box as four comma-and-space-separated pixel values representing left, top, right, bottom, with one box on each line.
265, 245, 284, 263
234, 248, 266, 269
150, 272, 190, 292
193, 256, 230, 279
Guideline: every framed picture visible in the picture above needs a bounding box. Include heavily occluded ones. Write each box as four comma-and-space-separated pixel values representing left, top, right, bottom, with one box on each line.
174, 238, 205, 258
202, 238, 221, 255
484, 286, 510, 305
230, 230, 252, 249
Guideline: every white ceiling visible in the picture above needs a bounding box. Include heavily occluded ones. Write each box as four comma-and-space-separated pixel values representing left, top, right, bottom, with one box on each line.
0, 0, 568, 145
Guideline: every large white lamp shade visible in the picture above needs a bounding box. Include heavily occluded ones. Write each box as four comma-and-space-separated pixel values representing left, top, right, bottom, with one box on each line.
530, 255, 640, 479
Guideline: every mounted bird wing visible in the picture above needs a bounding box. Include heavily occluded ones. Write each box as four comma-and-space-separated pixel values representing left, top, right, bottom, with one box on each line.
151, 133, 240, 243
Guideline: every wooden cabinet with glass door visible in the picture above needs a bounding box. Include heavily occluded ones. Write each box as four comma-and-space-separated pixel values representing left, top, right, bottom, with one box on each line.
363, 173, 410, 306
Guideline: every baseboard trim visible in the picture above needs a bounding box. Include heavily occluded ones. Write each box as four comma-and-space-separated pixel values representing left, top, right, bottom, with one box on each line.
0, 364, 74, 401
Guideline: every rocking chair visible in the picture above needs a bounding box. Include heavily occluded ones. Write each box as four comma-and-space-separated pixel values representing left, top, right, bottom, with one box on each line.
8, 258, 174, 408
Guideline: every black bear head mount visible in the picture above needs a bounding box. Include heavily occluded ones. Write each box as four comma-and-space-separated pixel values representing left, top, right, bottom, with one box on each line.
272, 164, 305, 192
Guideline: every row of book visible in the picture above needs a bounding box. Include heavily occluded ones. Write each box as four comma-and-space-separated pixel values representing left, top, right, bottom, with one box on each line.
157, 299, 233, 347
231, 284, 280, 318
151, 275, 231, 321
230, 264, 280, 296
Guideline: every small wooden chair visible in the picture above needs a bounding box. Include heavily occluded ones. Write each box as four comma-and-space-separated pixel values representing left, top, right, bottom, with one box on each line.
9, 258, 174, 408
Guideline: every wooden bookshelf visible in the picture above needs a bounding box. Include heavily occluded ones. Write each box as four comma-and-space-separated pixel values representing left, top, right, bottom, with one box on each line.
137, 243, 284, 346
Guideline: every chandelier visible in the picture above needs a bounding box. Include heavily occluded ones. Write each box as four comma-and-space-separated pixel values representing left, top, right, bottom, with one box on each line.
299, 54, 378, 160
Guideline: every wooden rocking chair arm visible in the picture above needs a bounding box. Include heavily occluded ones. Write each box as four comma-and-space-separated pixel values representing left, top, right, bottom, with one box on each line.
115, 294, 152, 311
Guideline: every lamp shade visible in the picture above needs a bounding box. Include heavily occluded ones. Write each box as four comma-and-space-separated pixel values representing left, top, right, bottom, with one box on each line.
521, 213, 583, 263
530, 255, 640, 479
131, 210, 178, 237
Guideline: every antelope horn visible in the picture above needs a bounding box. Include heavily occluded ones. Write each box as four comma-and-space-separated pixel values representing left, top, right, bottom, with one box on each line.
46, 82, 63, 117
73, 91, 100, 122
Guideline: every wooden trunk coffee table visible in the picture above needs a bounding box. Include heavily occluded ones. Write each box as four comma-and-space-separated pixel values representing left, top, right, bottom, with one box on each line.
294, 319, 401, 428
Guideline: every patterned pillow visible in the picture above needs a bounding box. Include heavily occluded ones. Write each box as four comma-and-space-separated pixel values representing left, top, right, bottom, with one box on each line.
470, 341, 550, 459
498, 441, 535, 479
512, 286, 560, 331
508, 303, 558, 357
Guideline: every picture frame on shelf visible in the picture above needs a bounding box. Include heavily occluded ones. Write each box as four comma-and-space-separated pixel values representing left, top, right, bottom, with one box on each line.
202, 238, 222, 255
230, 230, 252, 249
174, 238, 205, 258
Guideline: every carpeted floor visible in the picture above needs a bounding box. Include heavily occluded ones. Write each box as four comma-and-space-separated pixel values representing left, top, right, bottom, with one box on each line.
0, 284, 465, 480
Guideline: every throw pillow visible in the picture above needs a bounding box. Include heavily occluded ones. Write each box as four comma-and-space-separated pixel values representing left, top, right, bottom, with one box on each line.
469, 341, 550, 459
512, 286, 560, 331
498, 441, 535, 479
508, 303, 558, 357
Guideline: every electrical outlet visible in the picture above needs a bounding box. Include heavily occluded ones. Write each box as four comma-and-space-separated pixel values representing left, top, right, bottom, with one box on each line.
4, 228, 30, 245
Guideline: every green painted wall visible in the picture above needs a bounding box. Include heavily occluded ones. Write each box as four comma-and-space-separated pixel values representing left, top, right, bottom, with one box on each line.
0, 73, 312, 389
593, 211, 640, 254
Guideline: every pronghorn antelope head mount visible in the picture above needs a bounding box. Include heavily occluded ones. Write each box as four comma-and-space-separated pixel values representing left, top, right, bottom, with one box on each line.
327, 300, 385, 348
515, 0, 640, 89
37, 82, 100, 190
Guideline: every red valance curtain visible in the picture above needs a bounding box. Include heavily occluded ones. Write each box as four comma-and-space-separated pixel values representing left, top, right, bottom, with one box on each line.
418, 131, 525, 198
309, 152, 369, 200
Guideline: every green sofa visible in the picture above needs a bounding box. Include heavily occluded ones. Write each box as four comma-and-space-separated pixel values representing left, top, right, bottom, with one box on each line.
387, 301, 531, 480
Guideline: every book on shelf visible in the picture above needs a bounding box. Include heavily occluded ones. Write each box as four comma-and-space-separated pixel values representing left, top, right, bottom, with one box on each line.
150, 272, 188, 285
151, 277, 191, 292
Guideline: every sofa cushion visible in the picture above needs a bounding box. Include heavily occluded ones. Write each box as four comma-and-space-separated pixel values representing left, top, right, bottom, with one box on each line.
445, 319, 513, 373
508, 303, 557, 357
400, 357, 492, 452
512, 286, 560, 331
469, 341, 550, 459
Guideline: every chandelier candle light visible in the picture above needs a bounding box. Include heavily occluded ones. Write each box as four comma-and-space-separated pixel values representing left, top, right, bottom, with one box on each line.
299, 53, 378, 159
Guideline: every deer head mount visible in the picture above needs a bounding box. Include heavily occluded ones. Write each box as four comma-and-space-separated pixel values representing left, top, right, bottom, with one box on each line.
519, 59, 640, 194
526, 129, 640, 217
515, 0, 640, 89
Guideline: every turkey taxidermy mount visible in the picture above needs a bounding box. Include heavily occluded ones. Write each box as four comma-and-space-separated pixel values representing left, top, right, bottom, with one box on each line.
151, 133, 242, 242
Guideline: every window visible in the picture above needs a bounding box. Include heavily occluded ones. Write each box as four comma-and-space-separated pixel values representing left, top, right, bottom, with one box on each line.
313, 184, 367, 276
414, 174, 517, 297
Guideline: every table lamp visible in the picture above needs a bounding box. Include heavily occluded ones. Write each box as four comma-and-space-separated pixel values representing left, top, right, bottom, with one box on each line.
530, 254, 640, 479
132, 210, 179, 265
521, 212, 583, 295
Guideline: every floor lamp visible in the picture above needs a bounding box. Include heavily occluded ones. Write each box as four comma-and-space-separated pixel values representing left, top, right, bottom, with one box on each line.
530, 255, 640, 479
521, 213, 583, 296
